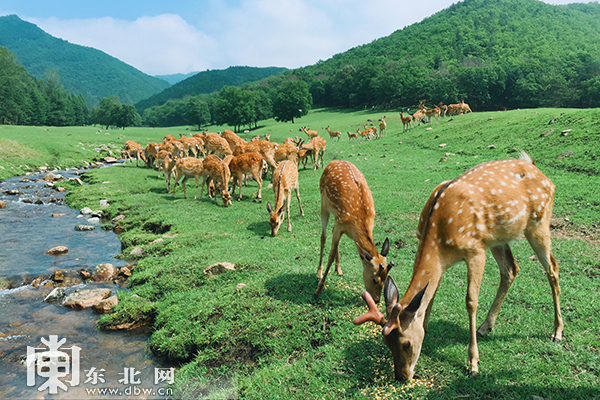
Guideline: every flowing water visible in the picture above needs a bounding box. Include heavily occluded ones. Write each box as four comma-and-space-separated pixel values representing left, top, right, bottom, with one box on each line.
0, 167, 170, 399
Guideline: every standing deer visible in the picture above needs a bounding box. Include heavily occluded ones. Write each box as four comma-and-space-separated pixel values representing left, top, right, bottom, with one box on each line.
378, 116, 387, 137
171, 157, 204, 199
201, 155, 232, 207
354, 152, 563, 381
226, 152, 267, 202
266, 160, 304, 236
315, 160, 392, 302
300, 126, 319, 139
123, 140, 146, 167
325, 126, 342, 141
399, 112, 412, 132
301, 137, 326, 170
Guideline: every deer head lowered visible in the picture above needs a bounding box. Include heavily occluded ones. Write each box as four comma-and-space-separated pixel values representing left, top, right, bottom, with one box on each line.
354, 152, 564, 380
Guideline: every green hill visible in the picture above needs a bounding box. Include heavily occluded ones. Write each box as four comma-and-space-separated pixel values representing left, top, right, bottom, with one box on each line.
288, 0, 600, 110
135, 66, 288, 112
0, 14, 171, 107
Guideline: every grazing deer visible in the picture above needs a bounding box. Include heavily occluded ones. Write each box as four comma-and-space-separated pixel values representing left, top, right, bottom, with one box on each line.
235, 140, 279, 174
123, 140, 146, 167
275, 141, 300, 164
300, 126, 319, 139
201, 155, 232, 207
301, 137, 326, 170
226, 152, 267, 202
178, 135, 203, 158
347, 131, 358, 140
204, 133, 233, 159
325, 126, 342, 141
221, 129, 247, 154
460, 100, 473, 114
266, 160, 304, 236
171, 157, 204, 199
399, 112, 412, 132
297, 148, 313, 169
354, 152, 563, 381
144, 142, 160, 168
156, 151, 176, 192
378, 116, 387, 137
315, 160, 392, 301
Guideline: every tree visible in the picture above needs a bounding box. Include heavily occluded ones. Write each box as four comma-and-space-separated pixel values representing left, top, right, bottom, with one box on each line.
186, 96, 211, 129
272, 80, 312, 123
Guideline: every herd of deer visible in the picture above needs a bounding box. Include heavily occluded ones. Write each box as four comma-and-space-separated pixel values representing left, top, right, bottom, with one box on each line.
121, 109, 564, 383
399, 100, 473, 132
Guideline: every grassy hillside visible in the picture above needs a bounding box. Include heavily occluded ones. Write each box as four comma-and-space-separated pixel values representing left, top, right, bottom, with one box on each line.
1, 108, 599, 398
135, 66, 288, 112
0, 15, 171, 107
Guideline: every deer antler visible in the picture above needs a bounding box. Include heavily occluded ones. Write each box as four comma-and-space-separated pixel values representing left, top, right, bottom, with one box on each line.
353, 291, 386, 326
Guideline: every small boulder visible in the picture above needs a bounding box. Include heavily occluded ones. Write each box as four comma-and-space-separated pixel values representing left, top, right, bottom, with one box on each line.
104, 157, 118, 164
203, 262, 236, 277
46, 246, 69, 256
130, 247, 144, 257
92, 263, 118, 282
51, 270, 65, 282
75, 224, 95, 231
44, 287, 66, 303
80, 207, 93, 215
92, 295, 119, 314
118, 266, 132, 278
0, 200, 6, 208
62, 288, 112, 310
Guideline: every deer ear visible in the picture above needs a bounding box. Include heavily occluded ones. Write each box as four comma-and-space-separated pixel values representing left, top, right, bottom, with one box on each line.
405, 282, 429, 315
384, 276, 399, 312
358, 246, 373, 262
266, 202, 273, 213
380, 238, 390, 257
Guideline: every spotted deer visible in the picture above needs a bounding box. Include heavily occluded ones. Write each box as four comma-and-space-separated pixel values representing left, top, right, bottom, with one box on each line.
315, 160, 392, 302
201, 155, 232, 207
123, 140, 146, 167
226, 152, 267, 202
266, 160, 304, 236
378, 116, 387, 137
347, 131, 358, 140
221, 129, 247, 154
301, 137, 326, 170
354, 152, 563, 381
235, 140, 278, 174
171, 157, 204, 199
399, 112, 412, 132
204, 132, 233, 159
300, 126, 319, 139
144, 142, 160, 168
325, 126, 341, 141
157, 151, 176, 192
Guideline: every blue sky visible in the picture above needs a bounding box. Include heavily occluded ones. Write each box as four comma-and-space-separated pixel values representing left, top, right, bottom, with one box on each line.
0, 0, 580, 76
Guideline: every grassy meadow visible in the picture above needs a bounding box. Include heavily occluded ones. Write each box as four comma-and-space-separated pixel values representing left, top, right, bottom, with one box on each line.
1, 108, 599, 399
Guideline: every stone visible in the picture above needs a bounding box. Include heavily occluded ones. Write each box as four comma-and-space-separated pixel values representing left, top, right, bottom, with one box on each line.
118, 266, 132, 278
51, 213, 66, 217
130, 247, 144, 257
80, 269, 92, 279
0, 200, 6, 208
235, 283, 247, 292
44, 287, 66, 303
75, 224, 95, 231
46, 246, 69, 255
91, 210, 103, 218
80, 207, 93, 215
92, 295, 119, 314
112, 215, 126, 222
104, 157, 118, 163
99, 199, 109, 207
87, 217, 101, 224
62, 288, 112, 310
92, 263, 118, 281
0, 276, 9, 289
203, 262, 236, 277
51, 270, 65, 282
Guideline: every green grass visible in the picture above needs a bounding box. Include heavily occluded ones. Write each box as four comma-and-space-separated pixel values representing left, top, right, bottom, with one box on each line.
2, 108, 600, 399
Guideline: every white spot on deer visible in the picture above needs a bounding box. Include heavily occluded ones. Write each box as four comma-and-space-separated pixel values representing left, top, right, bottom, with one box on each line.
491, 189, 496, 195
458, 226, 465, 233
448, 217, 453, 224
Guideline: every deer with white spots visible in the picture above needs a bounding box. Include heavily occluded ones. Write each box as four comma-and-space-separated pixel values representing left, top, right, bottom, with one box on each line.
266, 160, 304, 236
354, 152, 563, 381
315, 160, 392, 302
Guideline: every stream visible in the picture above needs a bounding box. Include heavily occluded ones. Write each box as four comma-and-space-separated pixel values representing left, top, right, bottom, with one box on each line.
0, 166, 171, 399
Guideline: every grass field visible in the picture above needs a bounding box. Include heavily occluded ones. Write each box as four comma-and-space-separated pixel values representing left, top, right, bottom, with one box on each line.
1, 108, 599, 399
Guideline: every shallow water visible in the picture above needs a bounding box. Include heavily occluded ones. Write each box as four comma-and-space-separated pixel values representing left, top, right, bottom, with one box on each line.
0, 168, 170, 399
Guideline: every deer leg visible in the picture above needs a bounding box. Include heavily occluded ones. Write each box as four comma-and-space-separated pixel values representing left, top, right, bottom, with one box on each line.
194, 175, 199, 200
255, 173, 262, 202
525, 228, 564, 341
423, 289, 437, 332
478, 244, 520, 336
171, 172, 181, 198
315, 225, 343, 297
295, 185, 304, 217
465, 249, 487, 377
182, 176, 189, 199
317, 209, 329, 279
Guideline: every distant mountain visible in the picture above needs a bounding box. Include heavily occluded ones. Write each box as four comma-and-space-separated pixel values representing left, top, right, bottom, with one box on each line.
135, 66, 288, 112
154, 72, 199, 85
0, 14, 171, 107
